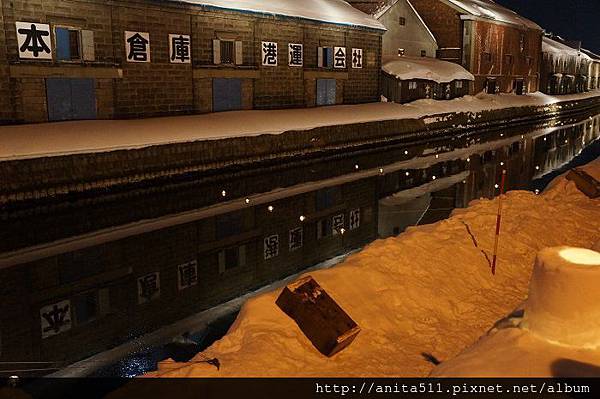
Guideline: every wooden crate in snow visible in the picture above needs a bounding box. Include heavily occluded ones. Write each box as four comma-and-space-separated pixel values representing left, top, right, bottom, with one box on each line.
276, 275, 360, 357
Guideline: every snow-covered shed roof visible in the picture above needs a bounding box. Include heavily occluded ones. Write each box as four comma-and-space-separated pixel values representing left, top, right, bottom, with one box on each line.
167, 0, 386, 31
443, 0, 542, 31
542, 37, 592, 60
382, 56, 474, 83
582, 48, 600, 61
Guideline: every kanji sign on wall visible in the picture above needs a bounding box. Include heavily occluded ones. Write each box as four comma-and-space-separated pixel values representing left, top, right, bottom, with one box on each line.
16, 22, 52, 60
262, 41, 278, 66
40, 300, 72, 339
334, 47, 346, 69
125, 31, 150, 63
352, 48, 363, 69
288, 43, 303, 67
169, 34, 191, 64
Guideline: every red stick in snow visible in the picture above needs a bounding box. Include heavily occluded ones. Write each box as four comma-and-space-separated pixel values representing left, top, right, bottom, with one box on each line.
491, 170, 507, 275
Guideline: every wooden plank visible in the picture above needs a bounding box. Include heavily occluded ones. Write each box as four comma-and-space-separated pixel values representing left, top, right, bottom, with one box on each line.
566, 168, 600, 198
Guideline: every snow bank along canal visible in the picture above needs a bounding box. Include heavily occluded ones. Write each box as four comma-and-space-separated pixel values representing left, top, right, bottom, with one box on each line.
1, 109, 600, 378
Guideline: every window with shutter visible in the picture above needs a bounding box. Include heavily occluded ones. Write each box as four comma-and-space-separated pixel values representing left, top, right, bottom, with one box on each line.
318, 47, 333, 68
56, 27, 82, 61
220, 40, 234, 64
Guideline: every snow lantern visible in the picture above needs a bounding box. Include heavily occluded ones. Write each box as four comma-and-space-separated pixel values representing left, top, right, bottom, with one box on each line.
521, 246, 600, 348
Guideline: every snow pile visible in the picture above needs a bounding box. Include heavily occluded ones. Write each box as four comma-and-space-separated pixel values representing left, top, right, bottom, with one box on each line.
542, 37, 591, 60
169, 0, 386, 30
382, 56, 474, 83
1, 90, 598, 161
432, 250, 600, 377
146, 159, 600, 378
446, 0, 541, 30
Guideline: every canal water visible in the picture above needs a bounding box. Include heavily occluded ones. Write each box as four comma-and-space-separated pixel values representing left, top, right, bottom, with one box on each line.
88, 112, 600, 378
2, 108, 599, 379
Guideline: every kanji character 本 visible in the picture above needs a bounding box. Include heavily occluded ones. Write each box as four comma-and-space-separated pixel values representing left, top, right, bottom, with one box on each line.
352, 48, 363, 68
262, 41, 278, 66
170, 34, 191, 63
289, 43, 303, 67
178, 260, 198, 290
334, 47, 346, 69
126, 31, 150, 62
264, 234, 280, 259
40, 300, 72, 338
289, 227, 303, 251
138, 272, 160, 303
16, 22, 52, 60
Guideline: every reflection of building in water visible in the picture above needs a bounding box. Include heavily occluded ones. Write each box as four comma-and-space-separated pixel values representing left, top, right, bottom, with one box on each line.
0, 113, 598, 373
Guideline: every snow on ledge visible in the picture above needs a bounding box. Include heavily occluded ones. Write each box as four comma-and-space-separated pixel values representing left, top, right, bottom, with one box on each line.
0, 90, 599, 161
382, 56, 474, 83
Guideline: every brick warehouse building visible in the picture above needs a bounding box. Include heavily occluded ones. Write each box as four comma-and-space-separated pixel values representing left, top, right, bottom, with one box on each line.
409, 0, 543, 95
0, 0, 384, 124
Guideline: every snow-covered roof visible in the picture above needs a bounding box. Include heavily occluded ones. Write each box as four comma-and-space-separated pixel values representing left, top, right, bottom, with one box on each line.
444, 0, 542, 31
582, 48, 600, 61
168, 0, 386, 31
347, 0, 437, 44
382, 56, 474, 83
542, 37, 592, 60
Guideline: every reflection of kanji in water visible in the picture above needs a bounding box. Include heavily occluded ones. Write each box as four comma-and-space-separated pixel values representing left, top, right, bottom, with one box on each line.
41, 303, 71, 334
332, 214, 345, 235
170, 35, 191, 63
18, 24, 51, 58
264, 235, 280, 259
349, 209, 361, 230
138, 273, 160, 301
178, 261, 198, 290
127, 33, 149, 62
289, 227, 303, 251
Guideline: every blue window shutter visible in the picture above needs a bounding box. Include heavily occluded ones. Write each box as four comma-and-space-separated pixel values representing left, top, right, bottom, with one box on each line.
326, 48, 334, 68
56, 28, 70, 60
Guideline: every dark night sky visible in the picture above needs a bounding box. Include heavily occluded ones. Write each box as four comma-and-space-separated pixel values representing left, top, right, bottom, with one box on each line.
495, 0, 600, 54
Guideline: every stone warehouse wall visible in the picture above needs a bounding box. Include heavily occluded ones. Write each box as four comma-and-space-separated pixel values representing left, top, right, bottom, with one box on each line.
0, 0, 382, 123
409, 0, 542, 94
0, 5, 13, 124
